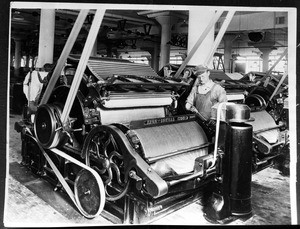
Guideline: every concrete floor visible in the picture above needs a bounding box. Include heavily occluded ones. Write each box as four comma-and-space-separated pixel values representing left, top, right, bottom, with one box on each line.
4, 113, 291, 227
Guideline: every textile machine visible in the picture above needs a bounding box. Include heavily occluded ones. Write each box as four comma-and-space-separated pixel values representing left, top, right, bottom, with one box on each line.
14, 56, 289, 224
14, 8, 289, 224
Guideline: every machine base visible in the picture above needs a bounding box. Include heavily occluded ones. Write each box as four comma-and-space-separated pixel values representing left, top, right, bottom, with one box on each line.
101, 184, 214, 224
202, 191, 252, 224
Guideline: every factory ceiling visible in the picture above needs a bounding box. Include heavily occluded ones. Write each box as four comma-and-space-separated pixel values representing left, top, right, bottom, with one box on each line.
10, 9, 288, 59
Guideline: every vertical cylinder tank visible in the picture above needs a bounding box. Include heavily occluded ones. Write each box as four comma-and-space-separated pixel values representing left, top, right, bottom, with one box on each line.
227, 122, 253, 216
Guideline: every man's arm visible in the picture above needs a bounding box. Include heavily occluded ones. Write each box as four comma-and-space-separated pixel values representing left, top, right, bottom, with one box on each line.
218, 87, 227, 103
185, 85, 197, 111
214, 84, 227, 103
23, 72, 30, 101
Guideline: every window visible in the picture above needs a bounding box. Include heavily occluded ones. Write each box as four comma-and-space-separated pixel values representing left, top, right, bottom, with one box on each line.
275, 16, 285, 25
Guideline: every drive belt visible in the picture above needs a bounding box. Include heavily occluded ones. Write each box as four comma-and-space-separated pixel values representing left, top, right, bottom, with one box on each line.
23, 127, 105, 218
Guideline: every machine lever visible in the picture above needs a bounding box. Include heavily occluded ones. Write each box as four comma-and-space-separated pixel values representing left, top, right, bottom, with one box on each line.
167, 167, 215, 187
129, 170, 142, 181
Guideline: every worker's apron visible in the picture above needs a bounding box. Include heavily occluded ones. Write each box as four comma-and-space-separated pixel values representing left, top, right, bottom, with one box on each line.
195, 84, 216, 120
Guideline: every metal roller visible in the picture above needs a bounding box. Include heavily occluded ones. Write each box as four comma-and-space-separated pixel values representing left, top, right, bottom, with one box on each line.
249, 110, 280, 144
134, 121, 209, 174
99, 107, 166, 125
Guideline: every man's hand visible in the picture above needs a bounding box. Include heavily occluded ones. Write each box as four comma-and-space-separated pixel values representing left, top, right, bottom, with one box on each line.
190, 106, 208, 122
190, 106, 198, 114
206, 119, 216, 127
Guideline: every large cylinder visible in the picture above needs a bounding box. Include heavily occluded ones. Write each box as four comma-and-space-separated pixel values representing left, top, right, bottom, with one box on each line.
227, 122, 253, 216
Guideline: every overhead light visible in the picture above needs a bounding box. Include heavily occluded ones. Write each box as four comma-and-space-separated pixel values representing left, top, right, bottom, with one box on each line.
248, 32, 264, 43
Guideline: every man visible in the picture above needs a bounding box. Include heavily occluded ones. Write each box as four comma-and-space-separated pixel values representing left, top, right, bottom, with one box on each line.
182, 68, 193, 83
185, 65, 227, 121
248, 72, 256, 82
23, 63, 51, 116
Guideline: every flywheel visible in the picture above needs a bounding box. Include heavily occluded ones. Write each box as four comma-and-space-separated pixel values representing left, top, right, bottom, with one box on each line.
83, 126, 130, 202
74, 169, 105, 218
34, 103, 65, 149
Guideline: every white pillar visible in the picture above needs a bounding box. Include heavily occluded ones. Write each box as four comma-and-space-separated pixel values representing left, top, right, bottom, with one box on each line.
156, 15, 173, 69
36, 9, 55, 68
145, 11, 178, 70
187, 10, 215, 67
14, 38, 22, 77
259, 48, 272, 72
223, 35, 236, 73
141, 44, 160, 72
153, 43, 160, 72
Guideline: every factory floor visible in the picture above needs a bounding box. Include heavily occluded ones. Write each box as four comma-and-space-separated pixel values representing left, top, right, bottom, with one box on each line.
4, 113, 291, 227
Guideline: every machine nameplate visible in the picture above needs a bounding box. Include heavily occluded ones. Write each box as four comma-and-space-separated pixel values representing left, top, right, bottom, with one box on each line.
130, 114, 196, 129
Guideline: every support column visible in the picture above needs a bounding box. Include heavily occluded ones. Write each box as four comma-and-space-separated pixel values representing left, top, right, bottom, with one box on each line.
187, 10, 215, 67
141, 47, 154, 69
25, 54, 30, 68
153, 43, 160, 72
141, 44, 159, 72
259, 48, 272, 72
223, 35, 236, 73
147, 12, 178, 70
156, 16, 171, 69
13, 38, 22, 78
36, 9, 55, 68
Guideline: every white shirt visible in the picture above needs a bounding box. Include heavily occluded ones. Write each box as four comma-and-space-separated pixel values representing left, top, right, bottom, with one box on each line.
23, 70, 48, 102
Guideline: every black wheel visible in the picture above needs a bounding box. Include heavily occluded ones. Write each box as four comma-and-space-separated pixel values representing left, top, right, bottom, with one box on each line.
83, 126, 129, 201
74, 169, 105, 218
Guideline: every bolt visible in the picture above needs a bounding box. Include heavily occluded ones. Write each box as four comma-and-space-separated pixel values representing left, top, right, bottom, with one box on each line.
129, 171, 134, 178
41, 122, 47, 129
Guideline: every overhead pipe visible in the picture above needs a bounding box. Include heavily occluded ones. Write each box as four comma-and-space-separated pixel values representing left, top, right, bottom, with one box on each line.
105, 13, 156, 25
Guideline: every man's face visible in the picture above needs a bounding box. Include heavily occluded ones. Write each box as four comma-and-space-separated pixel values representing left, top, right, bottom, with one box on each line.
198, 70, 210, 85
183, 70, 189, 78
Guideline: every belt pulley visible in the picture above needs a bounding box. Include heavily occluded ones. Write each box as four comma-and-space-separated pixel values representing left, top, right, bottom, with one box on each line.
24, 127, 105, 218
